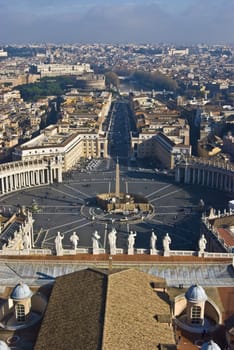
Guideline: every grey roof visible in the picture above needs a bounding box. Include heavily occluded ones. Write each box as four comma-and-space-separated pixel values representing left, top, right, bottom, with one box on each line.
185, 284, 207, 302
201, 340, 221, 350
10, 282, 33, 300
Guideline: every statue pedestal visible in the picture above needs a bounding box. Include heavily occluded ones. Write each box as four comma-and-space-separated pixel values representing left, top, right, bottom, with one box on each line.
56, 249, 63, 256
93, 248, 105, 255
76, 248, 89, 254
163, 250, 170, 257
198, 251, 206, 257
150, 249, 158, 255
21, 248, 30, 255
110, 248, 117, 255
128, 248, 134, 255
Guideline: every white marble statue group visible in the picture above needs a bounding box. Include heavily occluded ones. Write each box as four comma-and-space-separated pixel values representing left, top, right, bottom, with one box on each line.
92, 229, 172, 254
54, 228, 208, 256
3, 210, 33, 252
6, 228, 31, 251
54, 231, 79, 255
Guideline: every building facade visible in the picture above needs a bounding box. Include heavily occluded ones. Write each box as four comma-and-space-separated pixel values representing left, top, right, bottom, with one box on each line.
13, 125, 108, 171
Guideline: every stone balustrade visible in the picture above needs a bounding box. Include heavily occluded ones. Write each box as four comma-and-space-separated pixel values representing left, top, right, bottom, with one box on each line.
0, 246, 233, 259
169, 250, 196, 256
136, 248, 149, 254
62, 248, 89, 255
0, 248, 52, 256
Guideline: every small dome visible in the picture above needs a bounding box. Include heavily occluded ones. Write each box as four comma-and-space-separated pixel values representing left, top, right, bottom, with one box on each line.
0, 340, 10, 350
185, 284, 207, 302
201, 340, 221, 350
10, 283, 33, 301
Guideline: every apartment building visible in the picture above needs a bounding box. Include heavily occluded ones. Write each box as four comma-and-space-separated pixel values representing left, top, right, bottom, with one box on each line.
130, 92, 191, 168
31, 63, 93, 78
12, 125, 108, 171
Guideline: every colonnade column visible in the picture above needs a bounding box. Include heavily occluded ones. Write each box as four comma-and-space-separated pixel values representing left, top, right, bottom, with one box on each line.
220, 173, 224, 191
42, 170, 45, 184
31, 171, 35, 186
25, 172, 29, 186
14, 174, 18, 189
229, 176, 233, 192
224, 175, 228, 191
9, 175, 14, 191
5, 176, 9, 193
175, 167, 180, 183
57, 167, 62, 183
1, 178, 5, 194
216, 172, 219, 188
192, 168, 196, 184
211, 171, 215, 188
184, 167, 190, 184
21, 173, 25, 187
50, 169, 54, 184
202, 169, 206, 185
45, 169, 50, 184
35, 170, 39, 185
206, 171, 210, 186
197, 169, 201, 184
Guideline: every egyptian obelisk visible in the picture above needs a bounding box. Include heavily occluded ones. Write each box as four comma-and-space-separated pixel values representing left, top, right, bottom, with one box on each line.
115, 157, 120, 198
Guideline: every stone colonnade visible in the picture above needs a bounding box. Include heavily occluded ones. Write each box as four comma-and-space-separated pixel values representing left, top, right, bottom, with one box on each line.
175, 159, 234, 193
0, 159, 62, 195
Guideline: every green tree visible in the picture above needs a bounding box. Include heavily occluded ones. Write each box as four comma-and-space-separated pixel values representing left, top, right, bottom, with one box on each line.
132, 70, 178, 92
105, 71, 120, 90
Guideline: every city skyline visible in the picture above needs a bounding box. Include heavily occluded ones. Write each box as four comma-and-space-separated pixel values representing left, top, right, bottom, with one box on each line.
0, 0, 233, 44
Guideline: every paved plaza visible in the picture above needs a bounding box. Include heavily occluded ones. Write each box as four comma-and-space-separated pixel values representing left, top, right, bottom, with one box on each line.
0, 158, 230, 253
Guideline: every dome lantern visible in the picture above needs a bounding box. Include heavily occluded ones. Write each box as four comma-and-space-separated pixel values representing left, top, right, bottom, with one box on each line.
201, 340, 221, 350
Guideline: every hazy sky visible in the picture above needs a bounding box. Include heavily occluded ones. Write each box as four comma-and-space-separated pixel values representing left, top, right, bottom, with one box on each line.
0, 0, 233, 44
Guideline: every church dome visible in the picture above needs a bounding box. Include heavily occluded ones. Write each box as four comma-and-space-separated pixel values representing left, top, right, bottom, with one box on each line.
10, 283, 33, 301
185, 284, 207, 303
0, 340, 10, 350
201, 340, 221, 350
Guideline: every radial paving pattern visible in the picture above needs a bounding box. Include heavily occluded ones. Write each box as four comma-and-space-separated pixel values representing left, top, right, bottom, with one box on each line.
0, 159, 229, 252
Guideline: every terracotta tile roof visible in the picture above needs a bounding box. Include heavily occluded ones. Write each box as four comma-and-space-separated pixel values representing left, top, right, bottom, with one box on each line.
216, 227, 234, 247
218, 287, 234, 320
34, 268, 107, 350
102, 269, 174, 350
34, 268, 175, 350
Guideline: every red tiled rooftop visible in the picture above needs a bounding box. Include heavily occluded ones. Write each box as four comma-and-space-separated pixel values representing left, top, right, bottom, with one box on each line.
217, 227, 234, 247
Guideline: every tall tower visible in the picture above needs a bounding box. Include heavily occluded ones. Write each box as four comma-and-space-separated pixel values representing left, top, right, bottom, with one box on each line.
115, 158, 120, 198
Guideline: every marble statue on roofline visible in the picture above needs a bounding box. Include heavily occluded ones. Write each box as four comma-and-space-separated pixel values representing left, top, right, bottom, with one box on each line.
70, 232, 79, 250
55, 231, 64, 256
150, 230, 157, 251
199, 234, 207, 253
23, 232, 31, 249
92, 230, 101, 250
108, 227, 117, 254
163, 233, 171, 252
128, 231, 137, 250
